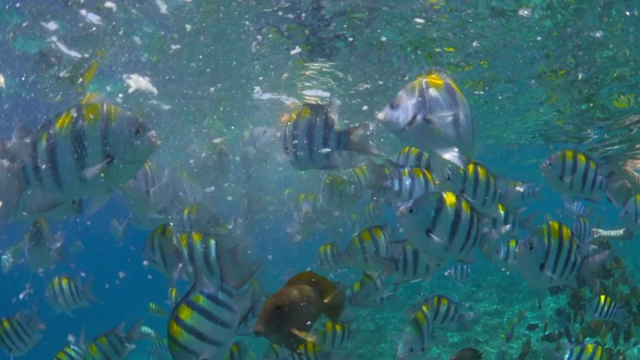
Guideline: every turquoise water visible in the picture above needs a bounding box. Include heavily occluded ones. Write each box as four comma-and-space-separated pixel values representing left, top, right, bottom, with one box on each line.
1, 0, 640, 359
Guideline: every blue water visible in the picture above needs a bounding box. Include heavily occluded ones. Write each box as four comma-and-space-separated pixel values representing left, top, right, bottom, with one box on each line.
2, 0, 640, 359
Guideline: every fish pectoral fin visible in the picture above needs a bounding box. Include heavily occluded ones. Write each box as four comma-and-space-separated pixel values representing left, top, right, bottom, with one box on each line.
81, 156, 114, 180
290, 328, 318, 343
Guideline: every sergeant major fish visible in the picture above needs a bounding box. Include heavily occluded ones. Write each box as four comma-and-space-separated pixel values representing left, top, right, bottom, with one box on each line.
378, 72, 474, 170
0, 95, 158, 224
282, 101, 382, 170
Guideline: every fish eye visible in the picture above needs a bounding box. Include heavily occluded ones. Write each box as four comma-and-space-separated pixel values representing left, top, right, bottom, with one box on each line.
408, 207, 415, 214
275, 304, 286, 312
134, 126, 144, 138
528, 242, 534, 251
389, 100, 400, 110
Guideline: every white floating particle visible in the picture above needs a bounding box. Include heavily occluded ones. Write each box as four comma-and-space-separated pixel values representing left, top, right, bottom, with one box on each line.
517, 8, 532, 17
123, 74, 158, 95
290, 46, 302, 55
41, 21, 59, 31
104, 1, 117, 11
414, 18, 425, 24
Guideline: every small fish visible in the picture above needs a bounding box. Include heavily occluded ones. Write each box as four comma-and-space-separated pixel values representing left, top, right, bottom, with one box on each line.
541, 330, 565, 343
167, 287, 179, 306
516, 338, 531, 360
148, 302, 168, 317
420, 294, 478, 331
147, 338, 170, 360
515, 220, 608, 290
394, 146, 433, 171
548, 342, 608, 360
0, 308, 45, 358
359, 200, 384, 227
378, 72, 474, 169
489, 239, 519, 268
500, 183, 541, 211
444, 161, 502, 216
317, 321, 353, 350
450, 347, 482, 360
346, 272, 395, 308
564, 199, 592, 219
390, 242, 442, 284
444, 263, 471, 282
572, 217, 594, 244
505, 324, 516, 344
396, 304, 436, 359
142, 222, 184, 285
365, 161, 437, 205
316, 241, 343, 271
282, 101, 382, 170
45, 276, 98, 315
54, 344, 87, 360
525, 323, 539, 331
253, 270, 345, 350
540, 149, 610, 203
225, 340, 256, 360
341, 225, 397, 274
586, 294, 627, 326
85, 320, 144, 360
320, 174, 361, 210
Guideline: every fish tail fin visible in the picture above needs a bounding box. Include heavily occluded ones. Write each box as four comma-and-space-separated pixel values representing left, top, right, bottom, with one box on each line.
218, 238, 262, 290
342, 122, 385, 156
0, 160, 23, 225
323, 287, 346, 323
125, 318, 146, 342
82, 276, 100, 304
579, 250, 610, 292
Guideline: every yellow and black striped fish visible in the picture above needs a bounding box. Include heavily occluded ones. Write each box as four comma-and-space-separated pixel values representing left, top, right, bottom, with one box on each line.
0, 309, 45, 358
85, 319, 144, 360
7, 97, 157, 222
45, 276, 98, 315
54, 344, 87, 360
341, 225, 397, 273
142, 223, 184, 285
282, 102, 381, 170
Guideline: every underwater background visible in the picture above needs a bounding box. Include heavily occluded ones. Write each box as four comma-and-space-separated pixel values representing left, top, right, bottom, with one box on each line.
1, 0, 640, 359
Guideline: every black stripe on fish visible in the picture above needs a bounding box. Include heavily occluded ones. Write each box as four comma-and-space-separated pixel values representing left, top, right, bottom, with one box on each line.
30, 139, 43, 187
71, 116, 87, 182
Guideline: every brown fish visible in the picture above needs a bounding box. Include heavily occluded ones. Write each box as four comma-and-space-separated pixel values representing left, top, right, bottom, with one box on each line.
253, 270, 345, 350
516, 338, 531, 360
450, 347, 482, 360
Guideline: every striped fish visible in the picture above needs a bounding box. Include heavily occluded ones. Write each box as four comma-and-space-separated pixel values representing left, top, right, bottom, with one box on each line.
148, 302, 169, 317
147, 338, 170, 360
178, 231, 221, 284
540, 149, 609, 203
346, 272, 395, 308
515, 220, 607, 289
445, 161, 502, 216
488, 238, 519, 268
317, 321, 353, 350
282, 101, 381, 170
142, 223, 184, 285
316, 241, 342, 271
167, 237, 261, 360
45, 276, 98, 315
359, 200, 385, 228
500, 182, 541, 211
444, 263, 471, 282
572, 217, 594, 244
396, 305, 436, 359
85, 319, 144, 360
394, 147, 433, 171
564, 199, 592, 219
378, 72, 474, 169
390, 242, 442, 285
341, 225, 397, 273
167, 269, 258, 360
367, 162, 437, 205
586, 294, 627, 326
0, 309, 45, 358
560, 342, 608, 360
397, 191, 499, 263
420, 294, 478, 331
225, 340, 256, 360
172, 202, 225, 237
320, 174, 360, 210
54, 344, 87, 360
8, 97, 157, 221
